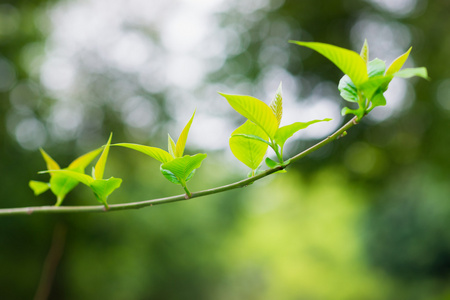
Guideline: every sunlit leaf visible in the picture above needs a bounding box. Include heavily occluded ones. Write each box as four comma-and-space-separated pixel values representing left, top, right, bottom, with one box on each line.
39, 148, 60, 171
385, 47, 411, 76
269, 82, 283, 126
264, 158, 288, 173
359, 75, 393, 100
229, 120, 269, 170
160, 168, 182, 185
290, 41, 368, 86
175, 111, 195, 158
394, 67, 429, 79
160, 153, 207, 184
219, 93, 279, 138
338, 75, 358, 102
370, 92, 387, 109
360, 39, 369, 64
168, 134, 176, 158
114, 143, 173, 163
49, 172, 80, 199
90, 177, 122, 204
68, 148, 103, 170
368, 58, 386, 78
274, 119, 332, 150
341, 107, 365, 120
231, 133, 271, 146
94, 133, 113, 180
265, 157, 279, 168
40, 169, 94, 186
29, 180, 50, 196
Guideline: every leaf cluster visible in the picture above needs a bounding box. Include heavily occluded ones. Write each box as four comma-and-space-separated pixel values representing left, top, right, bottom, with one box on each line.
26, 40, 428, 212
220, 83, 330, 174
290, 40, 429, 120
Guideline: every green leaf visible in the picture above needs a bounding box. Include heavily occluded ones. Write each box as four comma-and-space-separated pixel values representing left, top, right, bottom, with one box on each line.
265, 158, 288, 173
368, 58, 386, 78
229, 120, 269, 170
49, 171, 81, 200
160, 167, 182, 185
338, 75, 358, 102
160, 153, 207, 184
114, 143, 173, 163
359, 75, 393, 100
274, 119, 332, 150
41, 169, 94, 186
29, 180, 50, 196
168, 134, 176, 158
265, 157, 279, 168
385, 47, 411, 76
360, 39, 369, 64
370, 92, 387, 109
269, 82, 283, 126
290, 41, 368, 86
231, 133, 271, 146
68, 148, 103, 170
90, 177, 122, 204
39, 148, 60, 171
219, 93, 279, 139
175, 111, 195, 158
94, 133, 113, 180
394, 67, 429, 80
341, 107, 365, 120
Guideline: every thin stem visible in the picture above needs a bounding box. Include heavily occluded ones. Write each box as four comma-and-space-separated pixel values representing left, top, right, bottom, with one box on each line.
55, 196, 63, 207
183, 184, 192, 199
270, 140, 284, 163
0, 116, 358, 216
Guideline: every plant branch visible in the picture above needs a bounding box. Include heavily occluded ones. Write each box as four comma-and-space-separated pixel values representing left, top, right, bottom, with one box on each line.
0, 116, 358, 216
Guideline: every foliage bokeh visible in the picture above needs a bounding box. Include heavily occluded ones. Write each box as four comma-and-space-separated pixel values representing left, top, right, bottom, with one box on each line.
1, 0, 450, 299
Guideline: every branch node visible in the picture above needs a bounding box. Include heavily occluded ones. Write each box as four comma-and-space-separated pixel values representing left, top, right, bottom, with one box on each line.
27, 208, 33, 215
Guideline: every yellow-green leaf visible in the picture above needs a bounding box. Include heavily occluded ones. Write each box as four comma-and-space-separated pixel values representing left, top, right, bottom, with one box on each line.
385, 47, 411, 76
219, 93, 278, 139
175, 111, 195, 158
394, 67, 429, 80
360, 39, 369, 64
94, 133, 113, 180
275, 119, 332, 150
40, 169, 94, 186
229, 120, 269, 170
68, 148, 103, 170
39, 148, 60, 171
290, 41, 368, 86
269, 82, 283, 126
160, 153, 207, 183
168, 134, 176, 158
29, 180, 50, 196
114, 143, 173, 163
90, 177, 122, 206
49, 171, 80, 200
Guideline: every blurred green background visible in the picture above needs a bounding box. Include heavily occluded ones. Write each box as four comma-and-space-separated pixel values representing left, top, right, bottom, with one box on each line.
1, 0, 450, 299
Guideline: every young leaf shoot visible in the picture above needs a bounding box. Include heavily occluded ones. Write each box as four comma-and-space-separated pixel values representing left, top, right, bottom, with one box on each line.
220, 83, 331, 173
114, 111, 206, 198
290, 40, 429, 120
39, 133, 122, 209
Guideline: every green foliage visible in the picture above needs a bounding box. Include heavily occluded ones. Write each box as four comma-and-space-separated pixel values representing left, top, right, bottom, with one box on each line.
39, 134, 122, 209
30, 147, 102, 206
220, 84, 330, 173
115, 111, 206, 197
230, 120, 269, 170
24, 40, 429, 210
291, 40, 429, 120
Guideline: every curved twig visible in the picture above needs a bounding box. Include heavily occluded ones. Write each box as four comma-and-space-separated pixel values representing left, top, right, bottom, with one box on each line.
0, 116, 357, 216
